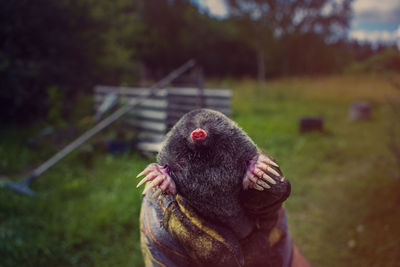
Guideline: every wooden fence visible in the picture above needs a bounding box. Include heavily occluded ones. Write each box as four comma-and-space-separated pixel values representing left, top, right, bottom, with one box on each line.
94, 86, 232, 152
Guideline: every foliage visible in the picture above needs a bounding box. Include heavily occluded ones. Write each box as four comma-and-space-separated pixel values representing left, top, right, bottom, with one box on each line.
46, 86, 67, 128
1, 0, 395, 125
1, 0, 92, 123
134, 0, 255, 77
1, 74, 400, 266
225, 0, 353, 78
0, 0, 141, 124
346, 48, 400, 74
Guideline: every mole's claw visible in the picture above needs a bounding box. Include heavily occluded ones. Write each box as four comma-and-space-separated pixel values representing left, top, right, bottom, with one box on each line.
151, 176, 165, 187
253, 168, 264, 179
137, 177, 148, 188
137, 163, 161, 178
159, 180, 169, 191
262, 173, 276, 185
243, 153, 284, 191
267, 166, 281, 177
246, 173, 270, 189
259, 155, 279, 167
136, 172, 157, 188
137, 163, 176, 196
256, 163, 269, 172
253, 184, 264, 191
247, 173, 258, 183
142, 176, 162, 194
137, 165, 150, 178
142, 183, 152, 195
136, 170, 146, 178
152, 188, 163, 198
256, 179, 271, 189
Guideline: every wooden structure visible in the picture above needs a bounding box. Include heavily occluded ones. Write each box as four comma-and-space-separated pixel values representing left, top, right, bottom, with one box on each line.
349, 101, 371, 121
94, 86, 232, 152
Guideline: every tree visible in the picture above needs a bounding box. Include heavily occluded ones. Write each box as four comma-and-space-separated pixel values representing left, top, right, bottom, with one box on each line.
226, 0, 353, 79
0, 0, 142, 124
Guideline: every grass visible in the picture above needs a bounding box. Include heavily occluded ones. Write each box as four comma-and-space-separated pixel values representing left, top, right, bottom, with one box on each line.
0, 131, 149, 266
1, 73, 400, 266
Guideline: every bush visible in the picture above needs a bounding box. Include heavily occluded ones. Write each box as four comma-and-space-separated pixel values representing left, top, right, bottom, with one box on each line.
346, 48, 400, 73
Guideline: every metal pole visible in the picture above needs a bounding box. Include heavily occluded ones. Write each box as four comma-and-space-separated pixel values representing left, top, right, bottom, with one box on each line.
4, 59, 196, 193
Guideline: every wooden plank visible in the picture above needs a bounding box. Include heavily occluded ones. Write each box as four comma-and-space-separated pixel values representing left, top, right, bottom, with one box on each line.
95, 86, 167, 98
94, 87, 231, 111
136, 131, 165, 142
167, 99, 203, 108
94, 94, 166, 104
167, 104, 198, 113
95, 101, 230, 121
167, 88, 231, 98
136, 142, 163, 153
202, 89, 232, 98
169, 107, 230, 117
95, 86, 230, 98
94, 90, 165, 105
93, 95, 231, 106
136, 99, 167, 110
210, 107, 231, 115
94, 96, 167, 109
128, 110, 167, 121
167, 97, 230, 108
94, 102, 167, 112
93, 85, 232, 150
167, 110, 187, 119
95, 94, 165, 102
166, 107, 230, 119
205, 98, 231, 107
125, 118, 167, 133
167, 103, 230, 113
94, 93, 230, 105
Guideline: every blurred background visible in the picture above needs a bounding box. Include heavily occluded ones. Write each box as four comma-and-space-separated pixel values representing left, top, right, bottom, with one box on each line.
1, 0, 400, 266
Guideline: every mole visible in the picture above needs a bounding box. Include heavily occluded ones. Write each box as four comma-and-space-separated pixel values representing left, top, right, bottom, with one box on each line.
137, 109, 287, 239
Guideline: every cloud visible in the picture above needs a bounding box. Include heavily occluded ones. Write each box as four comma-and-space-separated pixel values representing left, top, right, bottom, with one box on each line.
351, 0, 400, 47
199, 0, 400, 25
349, 25, 400, 48
353, 0, 400, 24
197, 0, 400, 48
196, 0, 228, 17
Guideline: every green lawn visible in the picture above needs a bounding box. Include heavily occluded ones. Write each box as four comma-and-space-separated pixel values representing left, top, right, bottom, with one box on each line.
1, 74, 400, 266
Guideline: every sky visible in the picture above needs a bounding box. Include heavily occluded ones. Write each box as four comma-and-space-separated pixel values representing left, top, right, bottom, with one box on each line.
195, 0, 400, 48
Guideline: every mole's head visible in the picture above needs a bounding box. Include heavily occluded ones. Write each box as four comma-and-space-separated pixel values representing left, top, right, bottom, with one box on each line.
175, 109, 236, 150
158, 108, 257, 168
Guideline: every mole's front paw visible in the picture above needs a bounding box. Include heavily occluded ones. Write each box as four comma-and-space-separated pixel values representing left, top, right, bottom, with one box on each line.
136, 163, 177, 197
243, 154, 285, 191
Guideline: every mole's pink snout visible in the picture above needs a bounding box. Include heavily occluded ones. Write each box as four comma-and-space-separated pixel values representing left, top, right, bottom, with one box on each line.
190, 128, 207, 143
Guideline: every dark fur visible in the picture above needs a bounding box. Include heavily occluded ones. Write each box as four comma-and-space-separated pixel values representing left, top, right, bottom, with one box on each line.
157, 109, 258, 230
